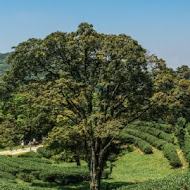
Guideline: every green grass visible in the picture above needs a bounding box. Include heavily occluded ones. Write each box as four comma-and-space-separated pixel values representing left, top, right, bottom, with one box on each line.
109, 148, 186, 183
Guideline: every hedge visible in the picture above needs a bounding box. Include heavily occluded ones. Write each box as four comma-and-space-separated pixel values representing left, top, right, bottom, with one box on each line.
121, 133, 153, 154
37, 147, 55, 159
129, 124, 174, 143
115, 172, 190, 190
17, 151, 42, 159
162, 143, 182, 167
124, 129, 166, 150
123, 128, 181, 168
0, 179, 44, 190
0, 155, 89, 184
182, 134, 190, 163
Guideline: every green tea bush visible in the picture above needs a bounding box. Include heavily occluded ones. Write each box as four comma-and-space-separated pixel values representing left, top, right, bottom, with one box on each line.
182, 134, 190, 163
18, 151, 42, 159
129, 124, 174, 143
125, 129, 166, 150
0, 155, 89, 185
37, 147, 54, 158
162, 143, 182, 167
124, 128, 181, 168
157, 123, 173, 133
39, 167, 89, 184
0, 179, 44, 190
121, 133, 152, 154
158, 131, 174, 143
17, 172, 35, 183
175, 117, 186, 148
116, 172, 190, 190
0, 171, 16, 180
129, 121, 172, 133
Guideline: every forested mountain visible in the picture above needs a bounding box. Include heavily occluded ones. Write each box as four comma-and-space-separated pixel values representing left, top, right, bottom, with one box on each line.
0, 53, 10, 80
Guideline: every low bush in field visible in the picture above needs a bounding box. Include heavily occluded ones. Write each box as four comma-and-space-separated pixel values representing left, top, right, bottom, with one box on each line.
121, 133, 152, 154
17, 151, 42, 159
157, 123, 173, 133
17, 172, 35, 183
147, 127, 174, 143
37, 147, 55, 159
0, 179, 42, 190
162, 143, 182, 167
182, 134, 190, 163
0, 171, 16, 180
0, 155, 89, 184
39, 167, 89, 184
125, 129, 166, 150
115, 172, 190, 190
123, 128, 181, 168
129, 124, 174, 143
130, 121, 173, 133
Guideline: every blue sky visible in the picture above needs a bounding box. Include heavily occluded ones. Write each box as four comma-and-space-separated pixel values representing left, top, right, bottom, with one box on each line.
0, 0, 190, 69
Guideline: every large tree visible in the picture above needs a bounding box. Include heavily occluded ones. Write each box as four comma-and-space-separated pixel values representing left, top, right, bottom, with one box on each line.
6, 23, 153, 190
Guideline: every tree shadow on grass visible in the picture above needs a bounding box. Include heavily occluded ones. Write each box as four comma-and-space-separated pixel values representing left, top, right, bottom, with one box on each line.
101, 181, 135, 190
31, 181, 89, 190
31, 181, 136, 190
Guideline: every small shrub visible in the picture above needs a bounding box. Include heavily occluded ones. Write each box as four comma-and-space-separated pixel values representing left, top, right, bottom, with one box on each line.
37, 147, 54, 159
17, 151, 42, 158
0, 171, 16, 180
162, 143, 182, 168
17, 172, 35, 183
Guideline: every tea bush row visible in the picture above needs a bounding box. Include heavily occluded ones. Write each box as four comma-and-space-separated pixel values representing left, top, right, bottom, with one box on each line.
0, 155, 89, 184
116, 171, 190, 190
130, 121, 172, 133
37, 147, 55, 159
129, 125, 174, 143
124, 129, 166, 149
0, 179, 43, 190
17, 151, 43, 159
162, 143, 182, 167
121, 133, 153, 154
124, 129, 181, 167
182, 133, 190, 163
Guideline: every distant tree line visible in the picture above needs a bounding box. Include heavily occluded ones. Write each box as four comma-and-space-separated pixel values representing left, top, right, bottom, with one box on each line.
0, 53, 10, 81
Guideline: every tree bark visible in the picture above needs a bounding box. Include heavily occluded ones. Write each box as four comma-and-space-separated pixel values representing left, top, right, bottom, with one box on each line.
90, 144, 102, 190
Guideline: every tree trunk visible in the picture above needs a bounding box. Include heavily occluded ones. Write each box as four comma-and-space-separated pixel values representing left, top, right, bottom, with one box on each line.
74, 151, 81, 166
75, 158, 81, 166
90, 145, 102, 190
90, 159, 102, 190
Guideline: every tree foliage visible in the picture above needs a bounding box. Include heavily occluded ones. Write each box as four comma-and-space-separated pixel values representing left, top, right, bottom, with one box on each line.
4, 23, 153, 190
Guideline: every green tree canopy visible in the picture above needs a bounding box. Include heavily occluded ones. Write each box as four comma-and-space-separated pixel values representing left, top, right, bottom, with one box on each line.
6, 23, 153, 190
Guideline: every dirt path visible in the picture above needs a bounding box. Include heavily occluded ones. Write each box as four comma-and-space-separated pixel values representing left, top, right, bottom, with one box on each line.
0, 145, 43, 155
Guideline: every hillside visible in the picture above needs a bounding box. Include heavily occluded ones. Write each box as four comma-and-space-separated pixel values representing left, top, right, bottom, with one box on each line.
0, 53, 10, 80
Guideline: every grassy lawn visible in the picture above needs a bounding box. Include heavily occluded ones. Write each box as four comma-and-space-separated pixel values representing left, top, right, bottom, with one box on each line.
109, 148, 186, 183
